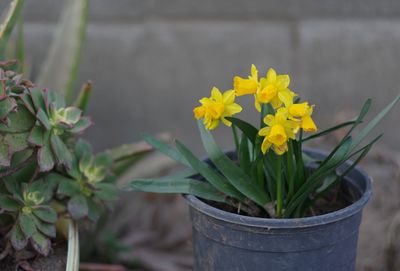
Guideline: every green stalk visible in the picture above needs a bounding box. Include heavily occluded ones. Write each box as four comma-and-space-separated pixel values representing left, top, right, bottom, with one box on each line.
295, 130, 305, 190
286, 140, 294, 200
276, 155, 283, 218
231, 125, 239, 154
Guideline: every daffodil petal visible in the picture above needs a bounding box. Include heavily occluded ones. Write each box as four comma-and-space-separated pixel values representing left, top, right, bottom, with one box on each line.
276, 74, 290, 89
250, 64, 258, 80
211, 87, 223, 102
261, 137, 272, 154
223, 90, 236, 104
225, 103, 242, 115
266, 68, 277, 83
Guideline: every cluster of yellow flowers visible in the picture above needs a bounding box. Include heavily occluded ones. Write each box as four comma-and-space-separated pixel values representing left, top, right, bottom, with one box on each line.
193, 65, 317, 155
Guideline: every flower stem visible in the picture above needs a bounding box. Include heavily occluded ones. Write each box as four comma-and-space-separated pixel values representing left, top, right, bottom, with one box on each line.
276, 155, 283, 218
232, 125, 239, 153
287, 141, 294, 200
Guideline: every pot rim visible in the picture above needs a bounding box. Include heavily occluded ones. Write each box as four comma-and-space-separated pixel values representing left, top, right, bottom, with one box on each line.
184, 148, 373, 229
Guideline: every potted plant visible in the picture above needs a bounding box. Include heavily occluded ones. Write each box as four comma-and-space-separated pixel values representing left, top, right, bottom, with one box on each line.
127, 65, 400, 270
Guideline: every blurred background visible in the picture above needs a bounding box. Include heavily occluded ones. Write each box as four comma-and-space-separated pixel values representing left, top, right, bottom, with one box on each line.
2, 0, 400, 270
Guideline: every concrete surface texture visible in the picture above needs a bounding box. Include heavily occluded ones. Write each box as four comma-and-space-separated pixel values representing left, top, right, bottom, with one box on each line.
0, 0, 397, 155
1, 1, 400, 271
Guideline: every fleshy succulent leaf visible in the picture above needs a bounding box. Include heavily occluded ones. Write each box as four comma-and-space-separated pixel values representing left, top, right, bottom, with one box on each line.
0, 106, 35, 133
30, 88, 46, 112
5, 132, 29, 152
36, 108, 51, 130
94, 183, 118, 201
31, 231, 51, 256
0, 97, 17, 120
28, 125, 45, 146
0, 143, 10, 166
32, 215, 56, 238
19, 213, 37, 238
87, 198, 103, 222
37, 141, 55, 172
19, 92, 36, 115
32, 206, 57, 223
68, 195, 88, 219
74, 138, 92, 158
57, 178, 79, 197
50, 133, 72, 169
0, 195, 21, 211
69, 117, 91, 134
10, 224, 28, 251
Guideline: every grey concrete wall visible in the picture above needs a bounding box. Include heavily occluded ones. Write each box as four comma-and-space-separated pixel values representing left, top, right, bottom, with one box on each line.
2, 0, 400, 155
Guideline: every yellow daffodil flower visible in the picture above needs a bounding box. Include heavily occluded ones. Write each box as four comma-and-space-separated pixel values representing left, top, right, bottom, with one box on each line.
233, 65, 297, 112
234, 64, 259, 96
193, 87, 242, 130
280, 92, 318, 132
257, 68, 297, 111
258, 108, 299, 155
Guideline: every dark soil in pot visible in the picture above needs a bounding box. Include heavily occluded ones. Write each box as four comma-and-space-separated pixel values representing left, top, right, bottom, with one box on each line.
205, 181, 359, 218
0, 242, 67, 271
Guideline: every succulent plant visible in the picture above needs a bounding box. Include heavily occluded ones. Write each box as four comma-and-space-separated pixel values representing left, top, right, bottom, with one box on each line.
54, 139, 117, 222
0, 177, 57, 256
0, 63, 117, 260
23, 88, 91, 171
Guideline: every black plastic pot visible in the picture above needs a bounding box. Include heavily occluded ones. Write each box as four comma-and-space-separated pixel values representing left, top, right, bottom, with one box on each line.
184, 149, 372, 271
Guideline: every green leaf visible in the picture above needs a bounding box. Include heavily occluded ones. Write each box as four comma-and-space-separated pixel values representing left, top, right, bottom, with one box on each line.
32, 216, 56, 238
15, 18, 24, 73
3, 176, 22, 199
74, 81, 92, 113
68, 195, 88, 220
0, 195, 21, 211
19, 92, 36, 115
94, 153, 113, 168
87, 198, 103, 222
64, 107, 82, 123
36, 109, 51, 130
0, 142, 10, 166
57, 177, 79, 197
198, 121, 269, 207
50, 133, 73, 169
33, 206, 57, 223
143, 135, 189, 166
38, 141, 55, 172
94, 183, 118, 201
126, 177, 228, 203
28, 125, 45, 146
45, 89, 65, 108
175, 140, 245, 201
10, 224, 28, 250
284, 137, 353, 217
0, 0, 25, 58
0, 97, 17, 120
225, 117, 258, 145
106, 141, 152, 163
74, 138, 91, 157
37, 0, 89, 103
302, 120, 358, 142
5, 132, 29, 152
31, 231, 51, 256
0, 106, 34, 133
19, 213, 37, 238
350, 96, 400, 151
69, 117, 91, 133
238, 135, 251, 174
29, 88, 46, 112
